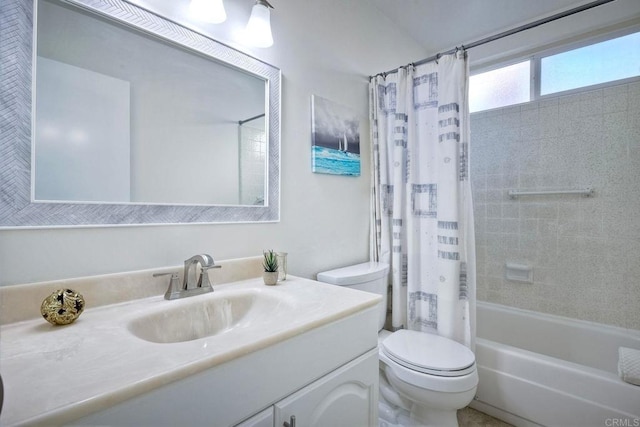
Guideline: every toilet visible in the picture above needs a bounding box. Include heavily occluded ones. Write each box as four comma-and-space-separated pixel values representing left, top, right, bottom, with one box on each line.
317, 262, 478, 427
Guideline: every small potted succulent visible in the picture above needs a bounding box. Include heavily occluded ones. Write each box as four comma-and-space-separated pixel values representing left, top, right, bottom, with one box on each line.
262, 250, 279, 285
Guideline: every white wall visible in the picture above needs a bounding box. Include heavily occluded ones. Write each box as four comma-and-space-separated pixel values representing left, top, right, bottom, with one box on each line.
0, 0, 424, 286
34, 57, 131, 202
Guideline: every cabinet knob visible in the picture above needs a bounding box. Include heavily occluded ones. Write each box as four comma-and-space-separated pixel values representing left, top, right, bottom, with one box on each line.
283, 415, 296, 427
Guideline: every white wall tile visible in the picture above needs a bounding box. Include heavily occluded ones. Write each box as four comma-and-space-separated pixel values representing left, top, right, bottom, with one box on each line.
486, 218, 502, 233
580, 88, 603, 101
502, 218, 519, 234
519, 218, 538, 235
486, 203, 501, 218
539, 97, 559, 108
486, 174, 503, 189
603, 91, 628, 114
559, 93, 582, 104
603, 83, 628, 97
628, 83, 640, 110
470, 81, 639, 330
502, 110, 521, 128
520, 124, 541, 141
502, 203, 519, 219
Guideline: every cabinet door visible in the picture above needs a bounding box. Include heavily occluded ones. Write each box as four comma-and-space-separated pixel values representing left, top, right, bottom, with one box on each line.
274, 349, 378, 427
236, 407, 274, 427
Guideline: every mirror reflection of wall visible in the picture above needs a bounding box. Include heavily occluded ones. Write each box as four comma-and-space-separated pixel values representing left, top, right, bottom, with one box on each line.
238, 114, 266, 206
35, 57, 131, 202
34, 0, 267, 206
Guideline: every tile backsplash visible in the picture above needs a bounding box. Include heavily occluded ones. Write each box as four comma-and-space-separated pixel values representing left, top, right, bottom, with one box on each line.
470, 81, 640, 330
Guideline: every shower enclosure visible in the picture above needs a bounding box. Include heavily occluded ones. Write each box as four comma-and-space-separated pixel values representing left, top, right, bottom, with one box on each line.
470, 81, 639, 329
469, 80, 640, 425
238, 114, 267, 206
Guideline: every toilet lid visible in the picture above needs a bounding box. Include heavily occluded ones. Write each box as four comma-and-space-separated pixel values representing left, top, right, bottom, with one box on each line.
382, 330, 475, 376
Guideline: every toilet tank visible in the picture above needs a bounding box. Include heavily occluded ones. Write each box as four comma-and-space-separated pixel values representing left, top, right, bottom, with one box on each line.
317, 262, 389, 331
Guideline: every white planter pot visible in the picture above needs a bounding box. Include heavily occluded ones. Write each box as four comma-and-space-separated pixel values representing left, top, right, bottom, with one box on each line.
263, 271, 279, 286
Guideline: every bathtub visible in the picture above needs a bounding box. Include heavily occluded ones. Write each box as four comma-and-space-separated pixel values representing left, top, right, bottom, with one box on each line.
471, 301, 640, 427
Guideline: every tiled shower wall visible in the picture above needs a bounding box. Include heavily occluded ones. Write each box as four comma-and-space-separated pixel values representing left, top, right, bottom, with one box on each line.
470, 81, 640, 330
239, 124, 266, 205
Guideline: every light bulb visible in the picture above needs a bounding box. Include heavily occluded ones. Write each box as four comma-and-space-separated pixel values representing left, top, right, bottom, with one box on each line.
245, 1, 273, 48
189, 0, 226, 24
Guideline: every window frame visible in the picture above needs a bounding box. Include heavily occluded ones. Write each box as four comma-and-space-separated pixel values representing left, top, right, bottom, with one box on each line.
469, 24, 640, 112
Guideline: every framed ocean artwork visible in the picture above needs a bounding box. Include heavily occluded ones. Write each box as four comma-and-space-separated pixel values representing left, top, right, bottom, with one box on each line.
311, 95, 361, 176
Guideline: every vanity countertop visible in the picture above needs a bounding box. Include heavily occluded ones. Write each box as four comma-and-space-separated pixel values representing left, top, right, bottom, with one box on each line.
0, 276, 380, 426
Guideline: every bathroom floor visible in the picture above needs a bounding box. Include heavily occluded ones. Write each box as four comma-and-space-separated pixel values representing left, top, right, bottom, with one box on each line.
457, 407, 513, 427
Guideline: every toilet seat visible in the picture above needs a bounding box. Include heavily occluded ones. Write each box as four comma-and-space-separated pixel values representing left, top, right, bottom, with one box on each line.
379, 350, 478, 393
379, 330, 478, 393
381, 330, 476, 377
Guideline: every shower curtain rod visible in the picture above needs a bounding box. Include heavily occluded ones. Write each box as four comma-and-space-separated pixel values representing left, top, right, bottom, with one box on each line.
238, 113, 265, 125
371, 0, 615, 78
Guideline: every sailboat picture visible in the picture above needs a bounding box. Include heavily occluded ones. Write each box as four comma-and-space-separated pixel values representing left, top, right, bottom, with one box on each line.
338, 132, 348, 152
311, 95, 360, 176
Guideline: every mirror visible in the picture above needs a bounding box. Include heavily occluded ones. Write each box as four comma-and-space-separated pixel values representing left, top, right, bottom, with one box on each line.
0, 0, 280, 227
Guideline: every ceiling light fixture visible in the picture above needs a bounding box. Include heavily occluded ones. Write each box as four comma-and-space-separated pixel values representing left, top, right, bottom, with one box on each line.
189, 0, 227, 24
244, 0, 274, 48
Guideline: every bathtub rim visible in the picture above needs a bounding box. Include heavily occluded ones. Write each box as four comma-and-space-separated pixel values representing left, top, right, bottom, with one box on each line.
474, 301, 640, 426
477, 300, 640, 340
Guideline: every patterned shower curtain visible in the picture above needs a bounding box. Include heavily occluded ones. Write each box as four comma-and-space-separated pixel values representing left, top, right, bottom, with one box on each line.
369, 52, 476, 348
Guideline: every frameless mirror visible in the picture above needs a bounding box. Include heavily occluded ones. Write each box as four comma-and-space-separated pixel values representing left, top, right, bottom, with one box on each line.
0, 0, 280, 227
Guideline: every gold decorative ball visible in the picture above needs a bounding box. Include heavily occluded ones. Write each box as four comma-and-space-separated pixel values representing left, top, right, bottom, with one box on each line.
40, 289, 85, 325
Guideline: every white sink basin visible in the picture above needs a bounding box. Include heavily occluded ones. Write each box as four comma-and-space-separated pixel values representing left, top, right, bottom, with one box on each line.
128, 289, 288, 343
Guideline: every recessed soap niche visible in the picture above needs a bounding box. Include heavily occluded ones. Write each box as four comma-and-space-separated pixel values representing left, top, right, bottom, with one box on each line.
505, 262, 533, 284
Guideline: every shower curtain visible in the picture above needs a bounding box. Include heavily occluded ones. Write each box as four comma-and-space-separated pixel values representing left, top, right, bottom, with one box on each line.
369, 52, 476, 347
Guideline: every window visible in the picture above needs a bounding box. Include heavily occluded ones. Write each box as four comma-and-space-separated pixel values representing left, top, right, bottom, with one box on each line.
469, 61, 530, 113
470, 30, 640, 113
540, 31, 640, 95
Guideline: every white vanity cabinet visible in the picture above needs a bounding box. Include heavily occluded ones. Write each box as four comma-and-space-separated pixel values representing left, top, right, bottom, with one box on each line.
237, 349, 378, 427
237, 407, 274, 427
69, 304, 379, 427
272, 349, 378, 427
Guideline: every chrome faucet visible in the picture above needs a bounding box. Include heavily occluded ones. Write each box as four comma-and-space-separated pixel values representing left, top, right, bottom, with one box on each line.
153, 254, 221, 300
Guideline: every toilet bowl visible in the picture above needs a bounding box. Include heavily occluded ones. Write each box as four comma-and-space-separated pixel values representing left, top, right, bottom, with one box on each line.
379, 329, 478, 426
317, 262, 478, 427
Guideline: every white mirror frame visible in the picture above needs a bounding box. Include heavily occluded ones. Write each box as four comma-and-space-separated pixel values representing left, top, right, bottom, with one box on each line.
0, 0, 281, 228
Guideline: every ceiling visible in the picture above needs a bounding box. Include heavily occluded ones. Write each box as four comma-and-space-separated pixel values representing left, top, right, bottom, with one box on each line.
370, 0, 604, 55
126, 0, 638, 66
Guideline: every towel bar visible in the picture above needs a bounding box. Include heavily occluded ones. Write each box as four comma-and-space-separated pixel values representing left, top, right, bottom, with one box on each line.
508, 188, 594, 198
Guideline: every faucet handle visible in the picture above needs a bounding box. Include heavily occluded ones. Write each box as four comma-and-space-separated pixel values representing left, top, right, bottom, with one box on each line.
153, 272, 181, 300
197, 264, 221, 289
153, 272, 179, 277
